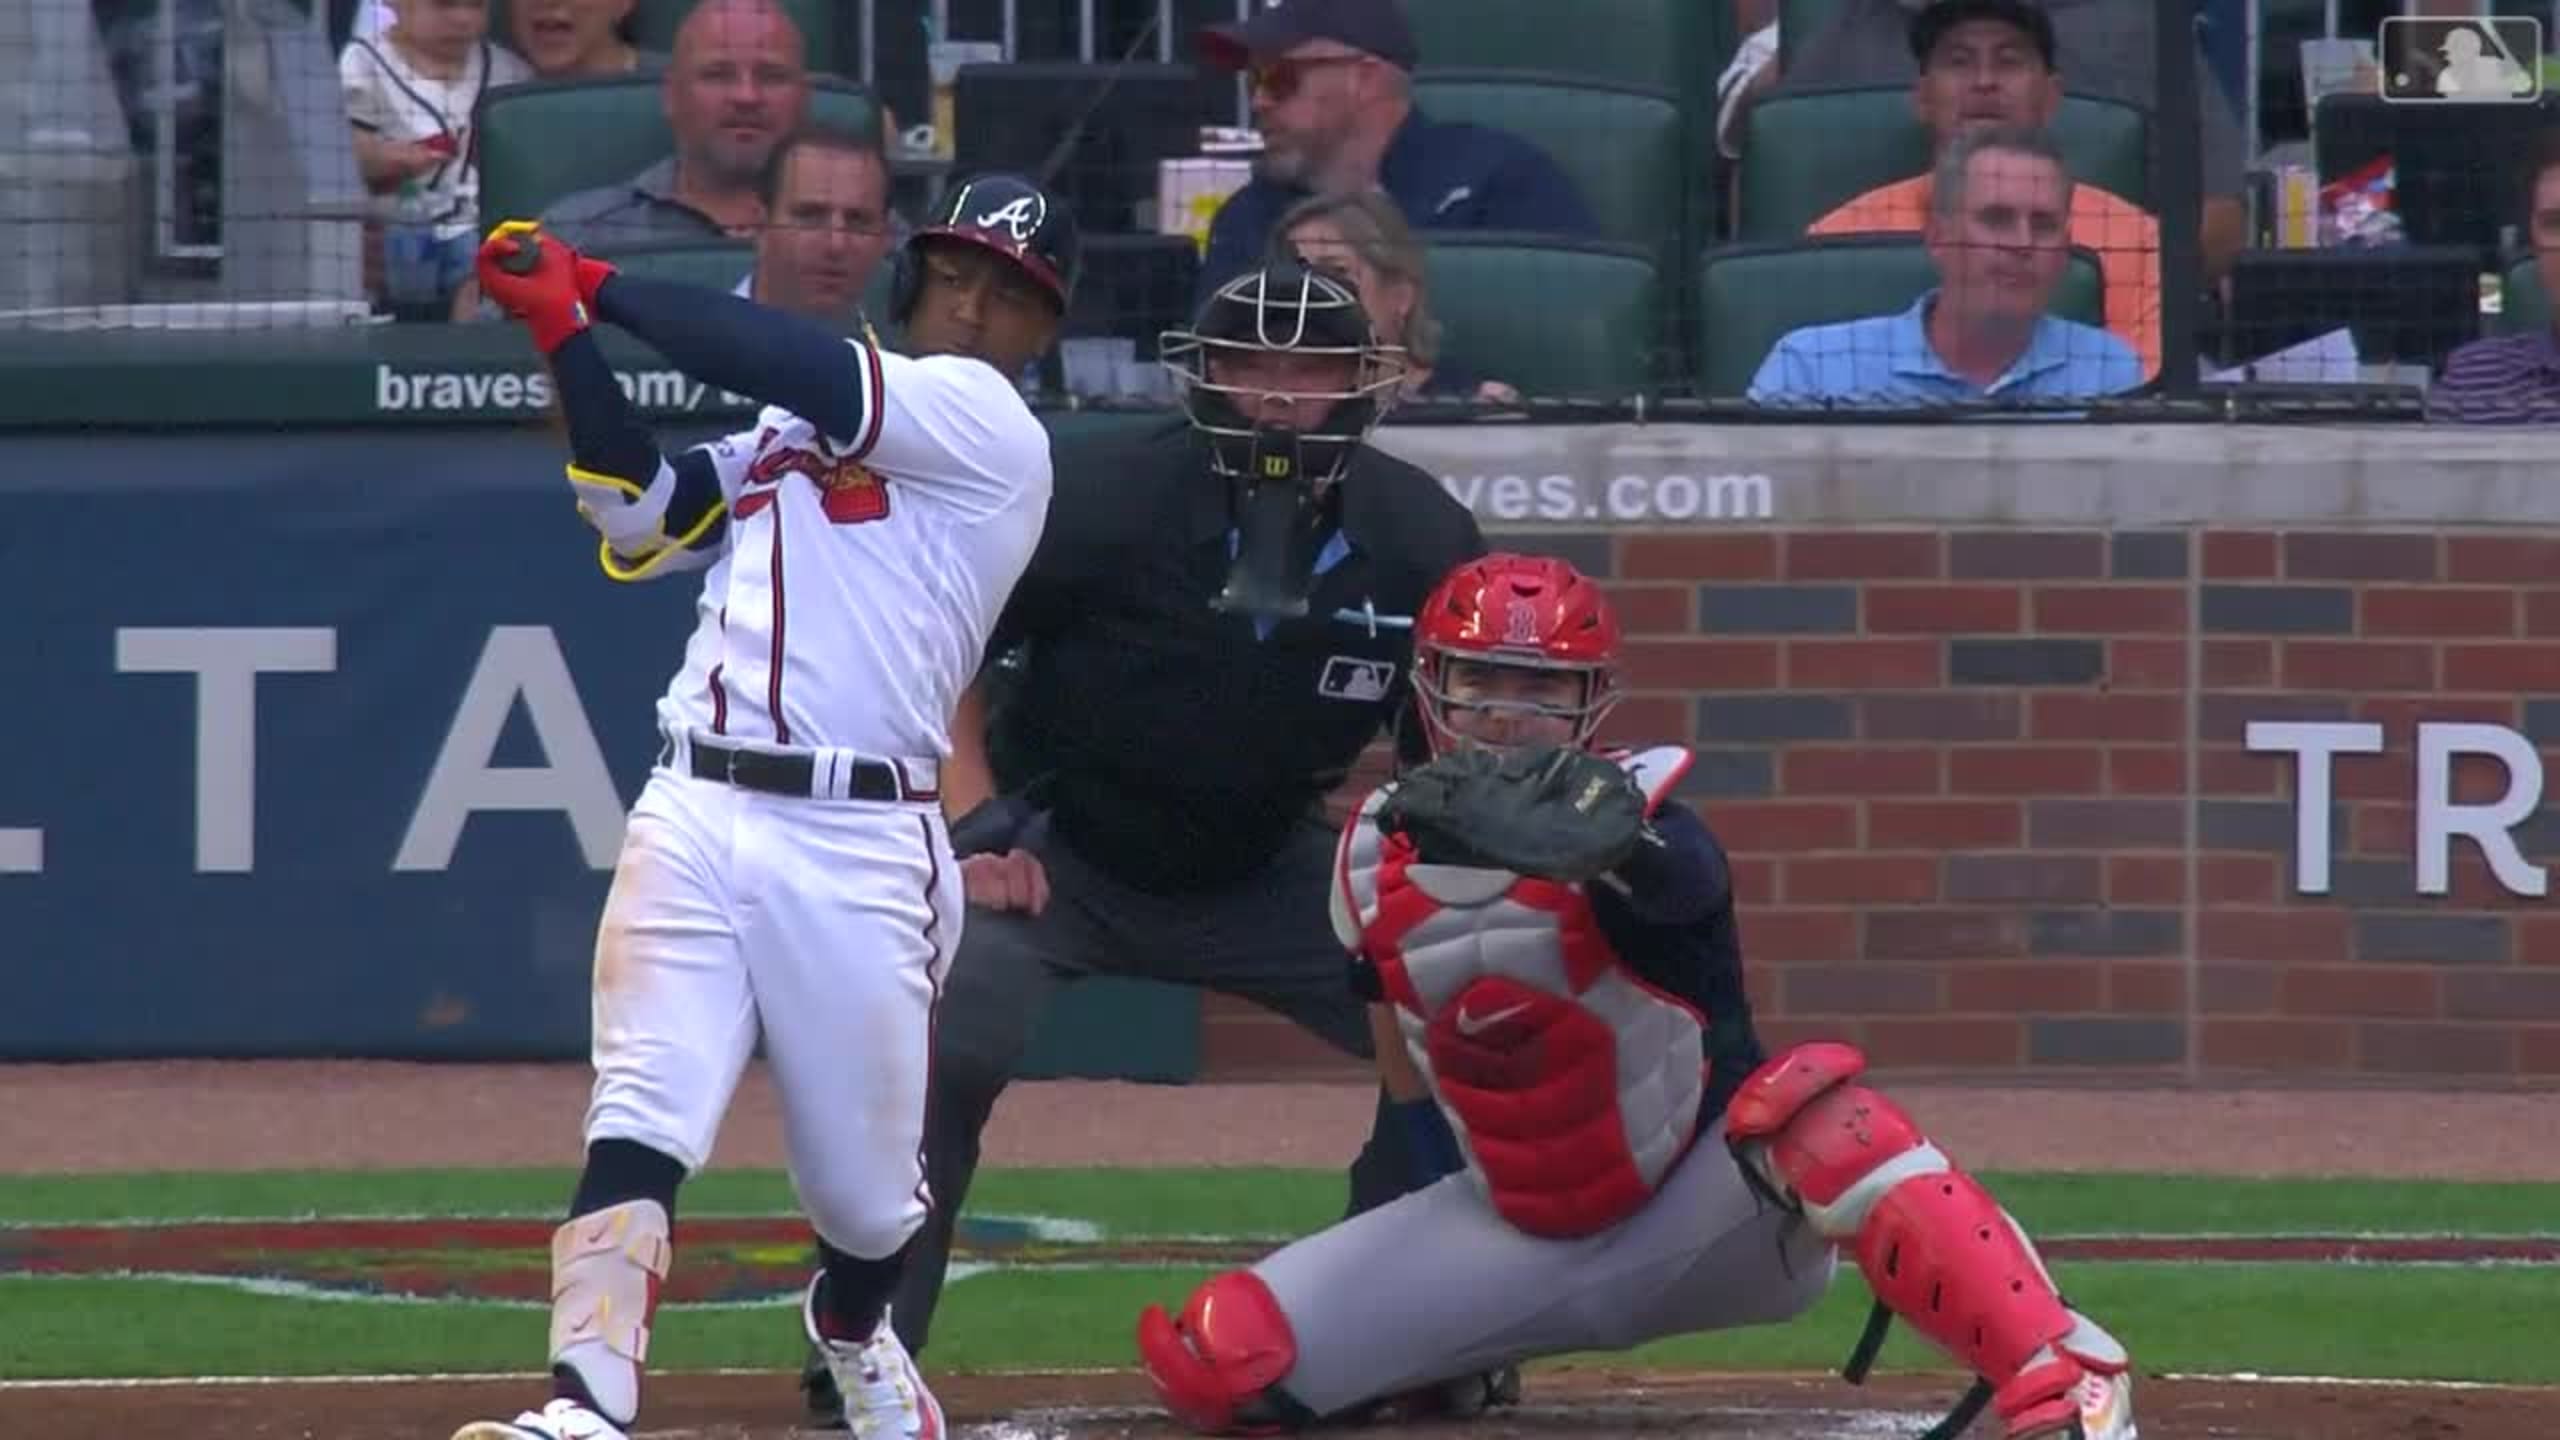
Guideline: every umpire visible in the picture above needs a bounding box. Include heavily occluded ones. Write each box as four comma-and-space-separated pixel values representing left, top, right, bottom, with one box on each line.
803, 261, 1485, 1415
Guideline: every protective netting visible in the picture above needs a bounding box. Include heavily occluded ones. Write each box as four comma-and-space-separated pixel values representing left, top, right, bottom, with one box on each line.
2, 1, 2557, 423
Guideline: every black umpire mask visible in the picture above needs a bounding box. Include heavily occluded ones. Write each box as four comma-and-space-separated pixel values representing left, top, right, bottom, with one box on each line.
1214, 424, 1335, 619
1162, 262, 1401, 622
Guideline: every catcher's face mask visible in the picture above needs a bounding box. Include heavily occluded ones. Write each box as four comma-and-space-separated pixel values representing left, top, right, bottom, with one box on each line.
1162, 263, 1405, 619
1420, 658, 1613, 757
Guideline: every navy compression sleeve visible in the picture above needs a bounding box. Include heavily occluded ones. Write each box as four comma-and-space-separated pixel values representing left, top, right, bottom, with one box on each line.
593, 274, 870, 447
1608, 807, 1733, 926
548, 330, 662, 484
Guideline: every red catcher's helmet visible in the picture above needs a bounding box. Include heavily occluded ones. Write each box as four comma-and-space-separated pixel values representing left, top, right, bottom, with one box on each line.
1412, 553, 1622, 758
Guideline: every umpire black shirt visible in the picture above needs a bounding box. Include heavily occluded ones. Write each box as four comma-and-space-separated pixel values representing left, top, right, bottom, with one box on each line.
989, 416, 1486, 894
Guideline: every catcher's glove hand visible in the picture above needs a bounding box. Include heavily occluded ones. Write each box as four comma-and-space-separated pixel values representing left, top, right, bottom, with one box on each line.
1378, 744, 1648, 884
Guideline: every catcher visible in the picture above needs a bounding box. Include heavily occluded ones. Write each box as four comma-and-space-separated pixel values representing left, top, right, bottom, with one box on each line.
1135, 553, 2139, 1440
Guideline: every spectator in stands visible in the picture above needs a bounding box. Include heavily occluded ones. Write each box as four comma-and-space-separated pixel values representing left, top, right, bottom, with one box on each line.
507, 0, 661, 79
738, 121, 898, 337
537, 0, 811, 251
1190, 0, 1599, 304
2428, 129, 2560, 424
1805, 0, 2159, 379
1726, 0, 2249, 285
1270, 189, 1520, 406
340, 0, 532, 315
1748, 126, 2141, 408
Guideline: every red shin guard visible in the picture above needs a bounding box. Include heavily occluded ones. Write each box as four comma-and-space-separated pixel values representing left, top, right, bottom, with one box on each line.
1726, 1046, 2125, 1435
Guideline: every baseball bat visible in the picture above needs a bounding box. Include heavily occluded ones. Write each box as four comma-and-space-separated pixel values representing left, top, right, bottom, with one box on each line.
497, 231, 542, 276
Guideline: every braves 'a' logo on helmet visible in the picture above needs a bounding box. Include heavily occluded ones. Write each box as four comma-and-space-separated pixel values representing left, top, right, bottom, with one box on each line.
887, 171, 1079, 321
973, 193, 1047, 244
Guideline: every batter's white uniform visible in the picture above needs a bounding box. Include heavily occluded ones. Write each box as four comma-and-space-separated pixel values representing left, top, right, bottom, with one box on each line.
588, 341, 1050, 1261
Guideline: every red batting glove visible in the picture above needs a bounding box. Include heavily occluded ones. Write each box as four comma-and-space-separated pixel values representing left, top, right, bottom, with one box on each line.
475, 220, 617, 354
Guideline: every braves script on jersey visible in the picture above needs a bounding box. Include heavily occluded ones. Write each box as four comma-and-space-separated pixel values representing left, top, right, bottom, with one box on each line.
585, 339, 1051, 1275
656, 343, 1052, 757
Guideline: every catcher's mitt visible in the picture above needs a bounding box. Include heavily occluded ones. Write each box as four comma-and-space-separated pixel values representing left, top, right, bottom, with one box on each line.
1378, 744, 1649, 883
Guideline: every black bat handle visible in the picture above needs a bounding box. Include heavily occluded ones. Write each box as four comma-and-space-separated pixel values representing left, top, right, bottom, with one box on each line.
496, 233, 542, 276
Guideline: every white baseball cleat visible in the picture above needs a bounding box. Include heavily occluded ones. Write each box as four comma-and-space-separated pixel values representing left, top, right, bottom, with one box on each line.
450, 1397, 630, 1440
803, 1283, 945, 1440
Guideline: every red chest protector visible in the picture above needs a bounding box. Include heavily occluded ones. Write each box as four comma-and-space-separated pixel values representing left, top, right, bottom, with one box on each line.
1330, 746, 1707, 1238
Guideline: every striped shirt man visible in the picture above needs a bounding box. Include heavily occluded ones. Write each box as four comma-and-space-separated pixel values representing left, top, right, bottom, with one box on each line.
2426, 329, 2560, 424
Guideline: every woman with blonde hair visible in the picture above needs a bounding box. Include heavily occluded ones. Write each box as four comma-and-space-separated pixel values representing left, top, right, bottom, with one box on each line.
1267, 189, 1518, 404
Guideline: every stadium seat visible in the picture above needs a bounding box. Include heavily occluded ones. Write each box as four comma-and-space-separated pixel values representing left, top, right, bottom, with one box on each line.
608, 240, 755, 292
1692, 235, 2109, 398
1403, 5, 1727, 296
1403, 0, 1701, 93
2497, 254, 2552, 337
1423, 233, 1662, 401
474, 75, 883, 232
626, 0, 841, 76
1735, 84, 2151, 241
1410, 72, 1688, 272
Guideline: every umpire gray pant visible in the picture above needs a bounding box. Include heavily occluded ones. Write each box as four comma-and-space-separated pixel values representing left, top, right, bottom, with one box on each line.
888, 807, 1409, 1353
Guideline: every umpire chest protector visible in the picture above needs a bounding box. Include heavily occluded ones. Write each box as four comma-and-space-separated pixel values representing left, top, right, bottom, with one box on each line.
1332, 745, 1708, 1240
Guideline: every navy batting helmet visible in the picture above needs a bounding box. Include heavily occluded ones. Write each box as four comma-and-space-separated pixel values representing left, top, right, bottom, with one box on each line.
889, 172, 1080, 322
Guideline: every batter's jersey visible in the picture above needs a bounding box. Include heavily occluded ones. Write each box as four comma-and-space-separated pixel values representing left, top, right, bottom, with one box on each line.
653, 343, 1052, 759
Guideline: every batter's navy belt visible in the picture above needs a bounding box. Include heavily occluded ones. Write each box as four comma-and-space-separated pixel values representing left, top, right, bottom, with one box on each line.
659, 728, 939, 804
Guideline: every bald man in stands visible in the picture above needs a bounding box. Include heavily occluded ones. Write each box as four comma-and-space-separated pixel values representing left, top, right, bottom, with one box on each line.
538, 0, 812, 252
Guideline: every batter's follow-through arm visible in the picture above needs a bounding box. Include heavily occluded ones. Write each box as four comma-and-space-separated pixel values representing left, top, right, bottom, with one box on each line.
498, 222, 877, 449
477, 223, 728, 581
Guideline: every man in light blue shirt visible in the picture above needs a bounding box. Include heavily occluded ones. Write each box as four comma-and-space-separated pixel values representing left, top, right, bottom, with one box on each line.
1749, 123, 2143, 409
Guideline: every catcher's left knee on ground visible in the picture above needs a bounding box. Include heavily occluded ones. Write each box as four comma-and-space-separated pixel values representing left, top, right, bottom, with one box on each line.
1723, 1043, 2129, 1431
548, 1198, 673, 1427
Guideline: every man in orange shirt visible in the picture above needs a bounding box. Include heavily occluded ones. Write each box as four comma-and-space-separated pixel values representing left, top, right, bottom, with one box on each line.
1806, 0, 2158, 379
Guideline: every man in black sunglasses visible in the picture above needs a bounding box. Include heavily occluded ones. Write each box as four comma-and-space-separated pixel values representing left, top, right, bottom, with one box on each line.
1191, 0, 1600, 306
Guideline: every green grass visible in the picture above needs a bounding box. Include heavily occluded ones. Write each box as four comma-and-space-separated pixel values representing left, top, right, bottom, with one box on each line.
3, 1263, 2554, 1384
6, 1168, 2558, 1238
3, 1168, 2556, 1384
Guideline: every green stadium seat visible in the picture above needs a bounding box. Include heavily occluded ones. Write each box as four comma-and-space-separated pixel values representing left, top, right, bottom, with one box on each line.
1403, 0, 1702, 93
1693, 236, 2109, 398
626, 0, 842, 76
1404, 6, 1727, 313
1735, 84, 2152, 241
2497, 254, 2552, 337
1410, 72, 1689, 270
474, 75, 883, 232
1423, 233, 1662, 401
603, 241, 755, 291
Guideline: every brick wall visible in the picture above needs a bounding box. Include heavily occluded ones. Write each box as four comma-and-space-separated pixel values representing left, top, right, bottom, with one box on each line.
1198, 526, 2560, 1083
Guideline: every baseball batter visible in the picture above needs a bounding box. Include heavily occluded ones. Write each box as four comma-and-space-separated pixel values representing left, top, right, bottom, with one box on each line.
451, 172, 1081, 1440
1137, 554, 2140, 1440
